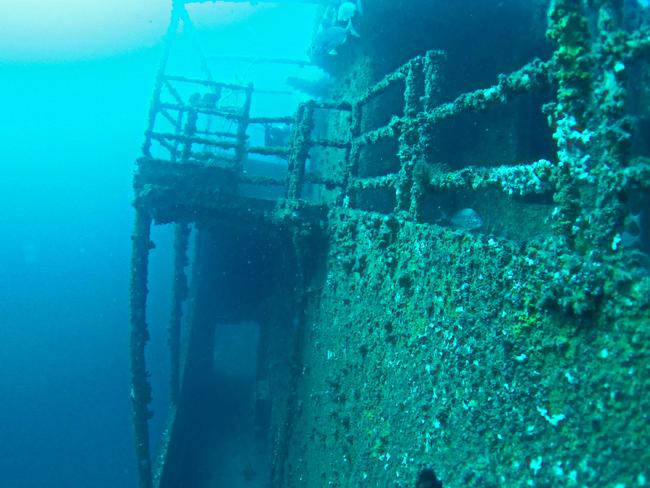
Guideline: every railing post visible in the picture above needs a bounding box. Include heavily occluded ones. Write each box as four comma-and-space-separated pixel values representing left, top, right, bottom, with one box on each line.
544, 0, 634, 313
181, 108, 198, 163
287, 101, 314, 201
235, 83, 254, 172
546, 0, 594, 243
587, 0, 630, 247
171, 106, 185, 163
411, 50, 446, 218
547, 0, 629, 251
341, 101, 363, 208
395, 57, 424, 217
419, 49, 446, 161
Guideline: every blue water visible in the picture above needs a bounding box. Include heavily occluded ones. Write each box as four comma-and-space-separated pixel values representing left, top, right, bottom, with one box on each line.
0, 3, 316, 485
0, 51, 174, 487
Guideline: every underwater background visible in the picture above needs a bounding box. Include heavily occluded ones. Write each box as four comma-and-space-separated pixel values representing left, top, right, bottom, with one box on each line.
0, 51, 169, 487
2, 1, 649, 487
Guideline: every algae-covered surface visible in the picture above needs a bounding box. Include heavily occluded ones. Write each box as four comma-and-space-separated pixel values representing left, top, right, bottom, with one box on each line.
277, 210, 649, 486
269, 2, 650, 486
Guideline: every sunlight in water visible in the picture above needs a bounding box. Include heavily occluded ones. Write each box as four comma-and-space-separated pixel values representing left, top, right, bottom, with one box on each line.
0, 0, 268, 61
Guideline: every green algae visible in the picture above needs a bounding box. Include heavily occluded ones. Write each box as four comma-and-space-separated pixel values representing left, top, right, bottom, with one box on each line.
279, 209, 650, 486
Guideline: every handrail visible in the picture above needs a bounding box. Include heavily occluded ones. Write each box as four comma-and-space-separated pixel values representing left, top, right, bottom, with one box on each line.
427, 159, 554, 195
148, 131, 241, 150
422, 58, 552, 126
357, 62, 409, 107
350, 174, 399, 190
158, 102, 245, 120
164, 74, 250, 92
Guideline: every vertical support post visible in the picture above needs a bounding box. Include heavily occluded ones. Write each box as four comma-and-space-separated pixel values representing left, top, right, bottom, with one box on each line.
341, 101, 363, 208
171, 108, 185, 163
287, 101, 314, 201
546, 0, 593, 244
586, 0, 630, 248
181, 108, 198, 163
422, 50, 446, 114
544, 0, 632, 313
547, 0, 629, 250
129, 209, 154, 488
169, 223, 190, 405
420, 49, 446, 161
235, 83, 254, 172
395, 57, 424, 217
411, 50, 446, 218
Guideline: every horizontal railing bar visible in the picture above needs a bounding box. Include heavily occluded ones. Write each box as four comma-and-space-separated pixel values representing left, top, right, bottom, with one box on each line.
158, 102, 244, 120
145, 153, 238, 168
353, 117, 402, 146
423, 58, 552, 126
305, 173, 344, 188
190, 152, 238, 164
148, 131, 242, 150
312, 101, 353, 111
248, 146, 291, 157
357, 64, 408, 107
350, 173, 399, 190
164, 75, 250, 92
427, 159, 554, 195
193, 129, 240, 138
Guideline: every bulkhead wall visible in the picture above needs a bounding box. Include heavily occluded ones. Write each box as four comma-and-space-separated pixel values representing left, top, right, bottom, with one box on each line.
276, 209, 649, 487
273, 1, 650, 487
